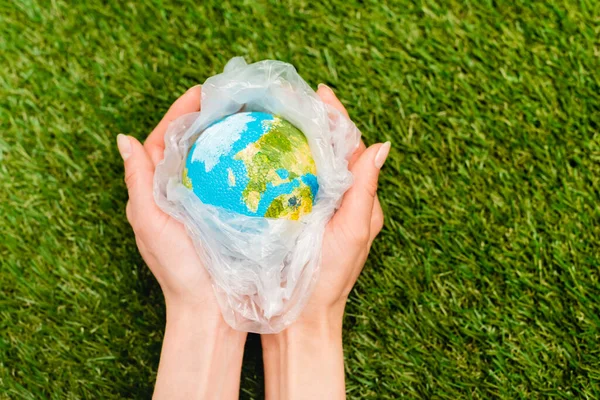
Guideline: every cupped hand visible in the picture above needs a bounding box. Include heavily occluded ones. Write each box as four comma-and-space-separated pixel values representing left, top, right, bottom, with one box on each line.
118, 86, 250, 400
297, 84, 389, 327
117, 86, 222, 319
260, 85, 389, 400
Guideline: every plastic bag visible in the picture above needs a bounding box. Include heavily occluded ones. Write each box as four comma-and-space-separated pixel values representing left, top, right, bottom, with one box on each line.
154, 57, 360, 333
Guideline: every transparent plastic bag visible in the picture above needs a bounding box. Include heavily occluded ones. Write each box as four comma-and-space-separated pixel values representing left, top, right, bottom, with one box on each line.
154, 57, 360, 333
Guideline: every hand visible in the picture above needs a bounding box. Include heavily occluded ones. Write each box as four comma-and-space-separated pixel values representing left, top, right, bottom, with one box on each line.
303, 84, 388, 325
261, 84, 389, 400
118, 86, 246, 400
119, 85, 219, 316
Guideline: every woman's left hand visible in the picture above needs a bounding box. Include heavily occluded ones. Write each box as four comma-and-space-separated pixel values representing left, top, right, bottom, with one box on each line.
118, 85, 246, 400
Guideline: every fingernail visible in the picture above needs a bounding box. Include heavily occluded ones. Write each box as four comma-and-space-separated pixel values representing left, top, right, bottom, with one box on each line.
117, 134, 132, 161
374, 141, 391, 169
318, 83, 333, 93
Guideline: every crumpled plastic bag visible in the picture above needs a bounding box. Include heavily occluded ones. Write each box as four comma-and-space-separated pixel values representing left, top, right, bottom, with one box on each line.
154, 57, 360, 333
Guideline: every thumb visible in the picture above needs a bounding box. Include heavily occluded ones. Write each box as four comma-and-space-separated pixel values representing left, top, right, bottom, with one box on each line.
117, 134, 161, 225
317, 84, 349, 118
331, 141, 391, 239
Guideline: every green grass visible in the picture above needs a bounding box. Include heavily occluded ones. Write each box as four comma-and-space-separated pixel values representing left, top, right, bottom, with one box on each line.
1, 0, 600, 398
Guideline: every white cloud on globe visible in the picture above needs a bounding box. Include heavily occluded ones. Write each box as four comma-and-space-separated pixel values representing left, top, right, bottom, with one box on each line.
191, 113, 257, 172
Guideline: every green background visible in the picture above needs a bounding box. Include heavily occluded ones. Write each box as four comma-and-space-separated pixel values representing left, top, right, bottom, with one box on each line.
2, 0, 599, 398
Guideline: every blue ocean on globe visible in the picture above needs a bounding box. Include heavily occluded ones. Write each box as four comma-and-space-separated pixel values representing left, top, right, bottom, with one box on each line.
183, 112, 319, 220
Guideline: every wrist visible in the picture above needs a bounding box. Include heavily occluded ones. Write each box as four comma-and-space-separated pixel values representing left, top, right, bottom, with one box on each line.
164, 301, 248, 368
261, 307, 346, 400
154, 301, 247, 400
164, 290, 235, 332
166, 300, 226, 330
262, 308, 343, 351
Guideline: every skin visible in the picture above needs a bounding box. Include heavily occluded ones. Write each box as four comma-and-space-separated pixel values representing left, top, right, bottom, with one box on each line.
261, 84, 387, 400
117, 84, 388, 400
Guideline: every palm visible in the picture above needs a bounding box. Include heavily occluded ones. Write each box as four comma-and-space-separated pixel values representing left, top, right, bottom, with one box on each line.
148, 215, 215, 299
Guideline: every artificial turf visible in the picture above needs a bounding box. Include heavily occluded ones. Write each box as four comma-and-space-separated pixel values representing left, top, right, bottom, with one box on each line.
1, 0, 600, 398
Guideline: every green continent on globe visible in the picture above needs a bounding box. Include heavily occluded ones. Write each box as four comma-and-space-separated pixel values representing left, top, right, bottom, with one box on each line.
234, 116, 317, 220
264, 184, 314, 219
182, 168, 193, 189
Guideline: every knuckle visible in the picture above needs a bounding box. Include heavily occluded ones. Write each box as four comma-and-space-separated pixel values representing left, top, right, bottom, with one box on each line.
344, 224, 370, 245
373, 210, 385, 234
363, 178, 378, 199
125, 201, 134, 224
124, 168, 138, 190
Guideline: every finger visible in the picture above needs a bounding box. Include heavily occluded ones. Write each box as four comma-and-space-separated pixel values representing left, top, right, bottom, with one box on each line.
369, 195, 384, 245
349, 140, 366, 169
317, 84, 349, 118
331, 141, 391, 240
118, 134, 162, 227
144, 85, 202, 166
316, 85, 365, 167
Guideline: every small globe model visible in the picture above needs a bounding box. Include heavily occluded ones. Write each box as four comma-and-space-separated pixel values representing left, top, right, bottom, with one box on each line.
183, 112, 319, 220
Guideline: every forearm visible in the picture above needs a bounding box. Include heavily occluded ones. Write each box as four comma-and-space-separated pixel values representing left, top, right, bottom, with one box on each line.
153, 305, 247, 400
261, 313, 346, 400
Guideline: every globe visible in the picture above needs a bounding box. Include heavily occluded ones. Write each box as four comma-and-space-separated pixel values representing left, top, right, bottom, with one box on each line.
183, 112, 319, 220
